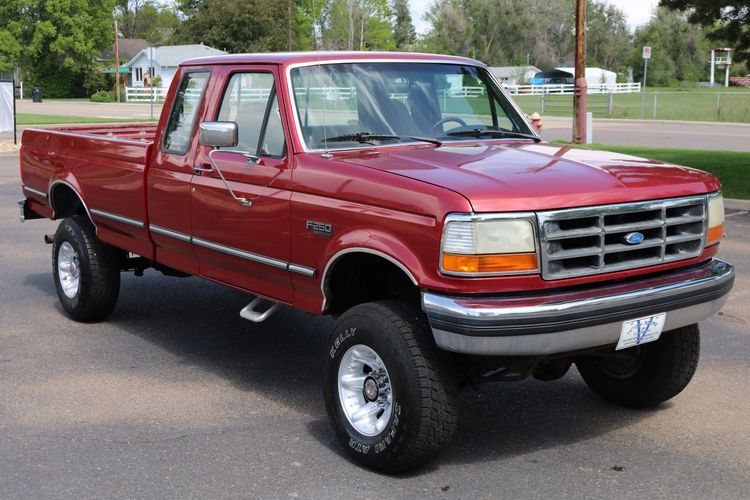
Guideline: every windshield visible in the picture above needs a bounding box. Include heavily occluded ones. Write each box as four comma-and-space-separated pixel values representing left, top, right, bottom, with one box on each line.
290, 62, 534, 150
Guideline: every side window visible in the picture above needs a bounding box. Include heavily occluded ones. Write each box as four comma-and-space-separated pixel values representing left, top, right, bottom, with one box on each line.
162, 71, 210, 154
217, 72, 286, 157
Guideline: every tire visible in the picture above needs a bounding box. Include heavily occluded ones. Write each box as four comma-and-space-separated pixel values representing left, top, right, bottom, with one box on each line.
52, 215, 121, 322
323, 301, 458, 473
576, 324, 700, 408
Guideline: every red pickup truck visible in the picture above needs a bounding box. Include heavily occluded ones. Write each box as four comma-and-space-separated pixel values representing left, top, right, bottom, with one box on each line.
18, 52, 734, 472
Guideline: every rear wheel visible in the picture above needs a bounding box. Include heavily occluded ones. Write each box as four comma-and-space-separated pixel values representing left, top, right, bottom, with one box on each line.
576, 324, 700, 408
52, 215, 121, 322
323, 301, 458, 472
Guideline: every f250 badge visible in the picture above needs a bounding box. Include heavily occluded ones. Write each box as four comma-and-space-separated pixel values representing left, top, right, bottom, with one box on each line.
306, 220, 332, 237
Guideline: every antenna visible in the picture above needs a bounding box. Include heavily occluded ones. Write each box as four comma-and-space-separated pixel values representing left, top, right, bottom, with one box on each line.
313, 0, 332, 158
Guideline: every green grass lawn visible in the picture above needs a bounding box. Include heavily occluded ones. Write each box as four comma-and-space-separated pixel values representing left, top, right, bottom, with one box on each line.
511, 90, 750, 123
560, 143, 750, 200
17, 113, 157, 125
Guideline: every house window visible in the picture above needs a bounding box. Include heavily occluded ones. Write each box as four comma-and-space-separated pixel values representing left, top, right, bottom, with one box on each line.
135, 67, 143, 82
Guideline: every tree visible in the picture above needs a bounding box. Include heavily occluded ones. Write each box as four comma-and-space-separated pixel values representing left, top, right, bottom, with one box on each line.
586, 1, 631, 73
391, 0, 415, 49
172, 0, 290, 52
173, 0, 322, 52
115, 0, 179, 44
420, 0, 633, 73
422, 0, 573, 68
319, 0, 395, 50
629, 7, 712, 85
4, 0, 116, 96
660, 0, 750, 64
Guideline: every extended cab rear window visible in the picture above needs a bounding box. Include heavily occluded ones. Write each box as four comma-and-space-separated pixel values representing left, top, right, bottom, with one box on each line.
162, 71, 210, 155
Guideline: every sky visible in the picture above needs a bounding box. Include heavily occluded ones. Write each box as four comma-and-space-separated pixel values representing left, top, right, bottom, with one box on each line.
408, 0, 661, 35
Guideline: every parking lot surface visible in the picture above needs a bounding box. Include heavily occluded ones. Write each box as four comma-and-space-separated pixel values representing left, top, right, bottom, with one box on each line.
1, 152, 748, 498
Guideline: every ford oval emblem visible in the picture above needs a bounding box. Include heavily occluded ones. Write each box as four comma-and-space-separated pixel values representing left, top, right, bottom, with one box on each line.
624, 232, 645, 245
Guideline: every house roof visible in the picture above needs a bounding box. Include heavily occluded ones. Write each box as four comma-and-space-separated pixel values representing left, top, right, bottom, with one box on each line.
125, 44, 227, 68
99, 39, 149, 61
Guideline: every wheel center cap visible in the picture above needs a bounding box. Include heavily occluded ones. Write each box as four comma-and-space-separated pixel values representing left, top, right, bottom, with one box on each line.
363, 377, 379, 402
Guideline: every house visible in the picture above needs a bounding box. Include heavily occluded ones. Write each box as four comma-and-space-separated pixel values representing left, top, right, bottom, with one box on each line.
488, 66, 541, 86
533, 67, 617, 87
124, 44, 227, 88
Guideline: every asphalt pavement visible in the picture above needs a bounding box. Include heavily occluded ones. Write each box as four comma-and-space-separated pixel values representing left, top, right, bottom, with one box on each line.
17, 100, 163, 120
540, 116, 750, 152
1, 152, 749, 498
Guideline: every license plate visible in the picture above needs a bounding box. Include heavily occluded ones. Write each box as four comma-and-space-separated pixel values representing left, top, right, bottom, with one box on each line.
616, 313, 667, 350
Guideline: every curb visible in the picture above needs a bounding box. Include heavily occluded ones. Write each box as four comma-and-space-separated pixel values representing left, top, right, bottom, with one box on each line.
725, 198, 750, 211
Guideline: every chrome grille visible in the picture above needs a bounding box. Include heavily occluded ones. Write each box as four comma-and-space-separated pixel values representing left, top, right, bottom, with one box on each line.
538, 196, 707, 280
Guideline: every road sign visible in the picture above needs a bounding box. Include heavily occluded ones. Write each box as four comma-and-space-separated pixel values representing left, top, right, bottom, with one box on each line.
643, 46, 652, 60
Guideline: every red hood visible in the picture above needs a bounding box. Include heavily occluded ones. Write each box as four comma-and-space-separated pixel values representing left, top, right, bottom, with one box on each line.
335, 142, 721, 212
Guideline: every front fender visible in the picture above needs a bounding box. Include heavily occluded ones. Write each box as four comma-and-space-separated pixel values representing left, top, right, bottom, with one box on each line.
320, 228, 431, 310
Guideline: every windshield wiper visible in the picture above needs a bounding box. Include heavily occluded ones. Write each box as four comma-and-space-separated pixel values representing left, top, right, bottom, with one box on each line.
322, 132, 442, 146
445, 129, 541, 142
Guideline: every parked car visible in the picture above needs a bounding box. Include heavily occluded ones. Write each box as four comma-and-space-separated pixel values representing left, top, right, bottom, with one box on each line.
18, 52, 734, 472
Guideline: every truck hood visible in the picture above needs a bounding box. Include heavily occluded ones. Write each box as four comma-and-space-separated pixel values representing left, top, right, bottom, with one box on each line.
335, 142, 721, 212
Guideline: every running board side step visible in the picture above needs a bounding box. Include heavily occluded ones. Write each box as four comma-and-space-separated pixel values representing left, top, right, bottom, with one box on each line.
239, 297, 279, 323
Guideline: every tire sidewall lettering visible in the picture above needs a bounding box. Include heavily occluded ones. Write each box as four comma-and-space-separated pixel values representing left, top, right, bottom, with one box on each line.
329, 327, 356, 359
345, 402, 401, 455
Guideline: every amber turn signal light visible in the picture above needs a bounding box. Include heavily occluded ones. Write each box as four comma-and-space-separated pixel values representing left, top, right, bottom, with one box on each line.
707, 223, 723, 246
442, 252, 538, 274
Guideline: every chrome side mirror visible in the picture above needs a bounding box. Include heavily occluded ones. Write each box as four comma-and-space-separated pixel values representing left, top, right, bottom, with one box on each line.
199, 121, 238, 148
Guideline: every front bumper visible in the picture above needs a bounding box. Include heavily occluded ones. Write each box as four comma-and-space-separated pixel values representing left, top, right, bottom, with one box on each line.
422, 259, 734, 356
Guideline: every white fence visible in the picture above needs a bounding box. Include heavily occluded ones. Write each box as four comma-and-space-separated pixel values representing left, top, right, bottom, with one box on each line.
125, 82, 641, 103
125, 87, 168, 102
504, 82, 641, 95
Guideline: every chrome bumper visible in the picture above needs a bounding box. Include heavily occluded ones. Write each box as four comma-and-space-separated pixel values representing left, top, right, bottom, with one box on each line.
422, 259, 734, 356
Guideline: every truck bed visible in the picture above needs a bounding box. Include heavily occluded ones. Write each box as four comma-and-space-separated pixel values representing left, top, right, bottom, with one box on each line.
20, 124, 157, 259
43, 123, 159, 143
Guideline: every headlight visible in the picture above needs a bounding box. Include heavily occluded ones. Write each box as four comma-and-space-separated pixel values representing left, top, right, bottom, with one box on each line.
441, 214, 538, 275
706, 192, 724, 246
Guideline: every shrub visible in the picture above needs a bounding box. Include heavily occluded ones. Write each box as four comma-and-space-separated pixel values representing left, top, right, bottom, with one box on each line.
90, 90, 114, 103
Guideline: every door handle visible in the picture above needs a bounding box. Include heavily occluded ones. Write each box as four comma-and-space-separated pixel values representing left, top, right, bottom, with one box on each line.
193, 164, 213, 175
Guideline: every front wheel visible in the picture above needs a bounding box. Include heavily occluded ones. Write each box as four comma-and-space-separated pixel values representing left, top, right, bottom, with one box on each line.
52, 215, 121, 322
576, 324, 700, 408
323, 301, 458, 472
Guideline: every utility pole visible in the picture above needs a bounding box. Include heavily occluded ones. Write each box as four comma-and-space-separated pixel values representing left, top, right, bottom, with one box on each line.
114, 19, 121, 103
572, 0, 587, 144
348, 0, 354, 50
288, 0, 292, 51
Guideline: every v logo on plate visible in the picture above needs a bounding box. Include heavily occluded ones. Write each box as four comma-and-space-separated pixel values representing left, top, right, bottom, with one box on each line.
636, 317, 656, 344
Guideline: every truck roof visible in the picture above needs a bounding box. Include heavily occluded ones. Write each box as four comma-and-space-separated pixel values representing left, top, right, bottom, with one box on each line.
181, 51, 483, 68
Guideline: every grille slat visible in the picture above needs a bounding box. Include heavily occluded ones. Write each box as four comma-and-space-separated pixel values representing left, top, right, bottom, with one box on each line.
604, 220, 663, 233
547, 248, 604, 260
604, 240, 665, 253
538, 196, 707, 280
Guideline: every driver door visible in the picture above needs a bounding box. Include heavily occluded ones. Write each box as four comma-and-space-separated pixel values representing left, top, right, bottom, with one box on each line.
190, 67, 293, 302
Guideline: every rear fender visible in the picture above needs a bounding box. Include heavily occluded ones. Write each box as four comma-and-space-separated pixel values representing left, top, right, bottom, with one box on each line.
49, 175, 93, 224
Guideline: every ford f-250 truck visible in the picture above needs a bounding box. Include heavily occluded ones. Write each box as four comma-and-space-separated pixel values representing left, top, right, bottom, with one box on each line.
18, 52, 734, 472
